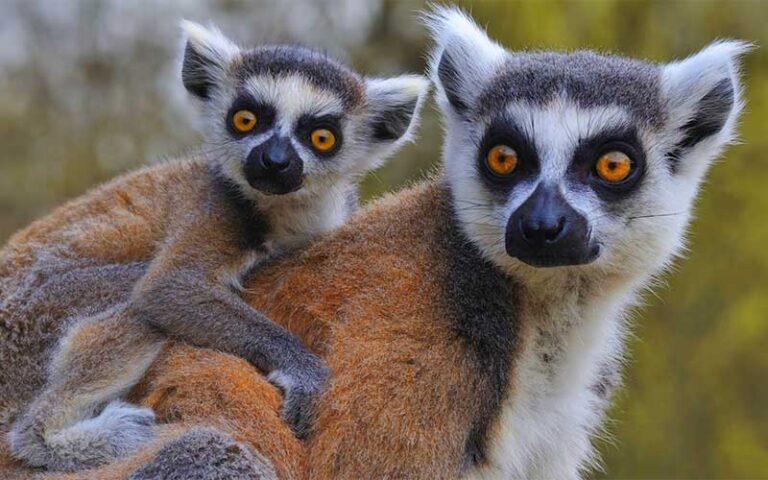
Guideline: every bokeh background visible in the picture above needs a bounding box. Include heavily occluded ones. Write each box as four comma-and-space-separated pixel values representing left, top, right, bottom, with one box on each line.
0, 1, 766, 478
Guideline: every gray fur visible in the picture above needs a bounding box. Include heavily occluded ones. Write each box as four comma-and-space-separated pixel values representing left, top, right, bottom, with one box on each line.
0, 261, 147, 426
127, 427, 277, 480
477, 51, 664, 127
130, 255, 329, 439
8, 400, 156, 472
235, 45, 365, 110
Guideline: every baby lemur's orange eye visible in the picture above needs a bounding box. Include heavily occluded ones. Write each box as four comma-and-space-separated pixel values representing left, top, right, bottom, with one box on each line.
596, 151, 632, 183
310, 128, 337, 153
232, 110, 257, 133
486, 145, 518, 177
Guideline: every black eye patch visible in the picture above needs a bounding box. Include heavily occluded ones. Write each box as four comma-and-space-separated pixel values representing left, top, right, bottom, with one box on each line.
568, 126, 646, 200
225, 94, 276, 138
476, 115, 540, 196
295, 114, 344, 157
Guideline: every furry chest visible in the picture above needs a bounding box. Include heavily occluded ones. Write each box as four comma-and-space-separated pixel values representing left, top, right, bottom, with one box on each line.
462, 297, 622, 480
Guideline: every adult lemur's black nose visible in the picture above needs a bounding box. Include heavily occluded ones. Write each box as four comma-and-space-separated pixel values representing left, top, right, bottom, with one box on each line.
520, 210, 567, 246
505, 184, 599, 267
261, 140, 292, 172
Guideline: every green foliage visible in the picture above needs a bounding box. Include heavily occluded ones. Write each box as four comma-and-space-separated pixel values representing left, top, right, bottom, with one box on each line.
1, 1, 766, 477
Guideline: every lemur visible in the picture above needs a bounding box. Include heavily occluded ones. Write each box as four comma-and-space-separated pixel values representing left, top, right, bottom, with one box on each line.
0, 21, 428, 472
63, 8, 752, 480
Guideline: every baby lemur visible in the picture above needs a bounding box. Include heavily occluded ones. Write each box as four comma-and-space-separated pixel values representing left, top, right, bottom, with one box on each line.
0, 21, 427, 471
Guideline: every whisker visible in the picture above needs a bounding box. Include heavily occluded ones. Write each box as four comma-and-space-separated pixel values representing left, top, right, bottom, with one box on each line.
627, 212, 685, 220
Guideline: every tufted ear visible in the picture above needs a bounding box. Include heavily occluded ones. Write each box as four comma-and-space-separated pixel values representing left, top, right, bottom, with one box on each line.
180, 20, 240, 100
365, 75, 429, 143
355, 74, 429, 172
662, 40, 753, 173
424, 6, 507, 116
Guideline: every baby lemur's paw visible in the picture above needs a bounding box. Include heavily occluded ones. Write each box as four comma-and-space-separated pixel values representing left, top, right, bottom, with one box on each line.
8, 400, 157, 471
267, 362, 329, 439
58, 400, 157, 469
91, 400, 157, 443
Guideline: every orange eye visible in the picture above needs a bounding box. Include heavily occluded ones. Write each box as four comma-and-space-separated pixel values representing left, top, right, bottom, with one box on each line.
310, 128, 337, 153
232, 110, 257, 133
486, 145, 518, 176
596, 151, 632, 183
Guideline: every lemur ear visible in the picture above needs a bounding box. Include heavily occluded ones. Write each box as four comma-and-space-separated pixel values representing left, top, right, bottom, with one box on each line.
424, 6, 506, 115
180, 20, 240, 100
365, 75, 430, 143
662, 40, 753, 172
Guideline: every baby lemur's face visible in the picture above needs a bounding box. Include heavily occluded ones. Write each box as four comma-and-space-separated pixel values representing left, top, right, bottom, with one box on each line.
428, 9, 748, 278
181, 21, 427, 198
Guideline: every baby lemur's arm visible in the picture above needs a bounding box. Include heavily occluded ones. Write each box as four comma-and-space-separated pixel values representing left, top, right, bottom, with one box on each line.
129, 197, 326, 437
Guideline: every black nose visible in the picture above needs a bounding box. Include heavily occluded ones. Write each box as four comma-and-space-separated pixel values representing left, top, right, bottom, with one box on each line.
505, 184, 599, 267
520, 213, 566, 246
261, 140, 292, 172
244, 136, 304, 195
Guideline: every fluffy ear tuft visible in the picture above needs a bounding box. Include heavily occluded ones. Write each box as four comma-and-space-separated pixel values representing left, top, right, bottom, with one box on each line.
180, 20, 240, 100
356, 74, 429, 172
365, 74, 430, 144
423, 6, 506, 115
663, 40, 754, 171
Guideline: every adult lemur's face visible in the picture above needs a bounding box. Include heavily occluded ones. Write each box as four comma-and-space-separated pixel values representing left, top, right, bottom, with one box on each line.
428, 8, 748, 278
180, 21, 427, 199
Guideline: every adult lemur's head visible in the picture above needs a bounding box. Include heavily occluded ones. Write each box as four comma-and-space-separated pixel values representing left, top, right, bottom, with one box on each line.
181, 21, 428, 198
426, 8, 749, 279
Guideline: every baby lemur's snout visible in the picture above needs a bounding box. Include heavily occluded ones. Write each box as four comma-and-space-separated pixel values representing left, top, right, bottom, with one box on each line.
244, 135, 304, 195
505, 184, 600, 268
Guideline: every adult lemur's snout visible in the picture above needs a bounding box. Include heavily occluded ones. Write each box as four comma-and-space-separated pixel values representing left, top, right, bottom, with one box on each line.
244, 136, 304, 195
505, 184, 600, 268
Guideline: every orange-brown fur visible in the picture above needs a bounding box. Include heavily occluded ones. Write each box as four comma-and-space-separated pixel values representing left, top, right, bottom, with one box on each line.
0, 159, 202, 419
2, 179, 522, 479
0, 155, 304, 478
3, 179, 522, 479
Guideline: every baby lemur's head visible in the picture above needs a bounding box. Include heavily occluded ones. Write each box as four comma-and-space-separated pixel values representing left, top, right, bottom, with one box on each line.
180, 21, 428, 199
427, 8, 749, 280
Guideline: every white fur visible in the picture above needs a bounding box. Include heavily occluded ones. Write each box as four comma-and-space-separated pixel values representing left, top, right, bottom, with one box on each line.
661, 40, 752, 182
180, 20, 240, 74
363, 75, 431, 168
177, 23, 428, 305
46, 401, 156, 462
428, 7, 749, 479
424, 6, 507, 117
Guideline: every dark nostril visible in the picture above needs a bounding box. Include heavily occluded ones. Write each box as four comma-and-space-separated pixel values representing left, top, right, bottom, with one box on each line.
261, 154, 290, 172
520, 215, 567, 245
519, 216, 532, 242
544, 217, 566, 243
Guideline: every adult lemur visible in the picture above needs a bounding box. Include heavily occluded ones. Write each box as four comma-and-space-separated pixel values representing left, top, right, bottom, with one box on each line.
60, 8, 752, 480
1, 7, 749, 480
0, 21, 428, 472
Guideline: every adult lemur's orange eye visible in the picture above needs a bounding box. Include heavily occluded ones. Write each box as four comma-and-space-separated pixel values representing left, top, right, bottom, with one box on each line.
232, 110, 257, 133
486, 145, 518, 176
310, 128, 336, 152
596, 151, 632, 183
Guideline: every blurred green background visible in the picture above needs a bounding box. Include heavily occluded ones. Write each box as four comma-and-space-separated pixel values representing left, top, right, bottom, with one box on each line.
0, 1, 766, 478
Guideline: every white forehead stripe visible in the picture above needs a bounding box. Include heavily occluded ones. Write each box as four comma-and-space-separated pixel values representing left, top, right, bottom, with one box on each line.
243, 75, 345, 124
505, 99, 632, 182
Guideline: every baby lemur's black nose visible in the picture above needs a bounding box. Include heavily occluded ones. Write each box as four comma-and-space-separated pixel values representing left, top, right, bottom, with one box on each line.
505, 184, 599, 267
244, 136, 304, 195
